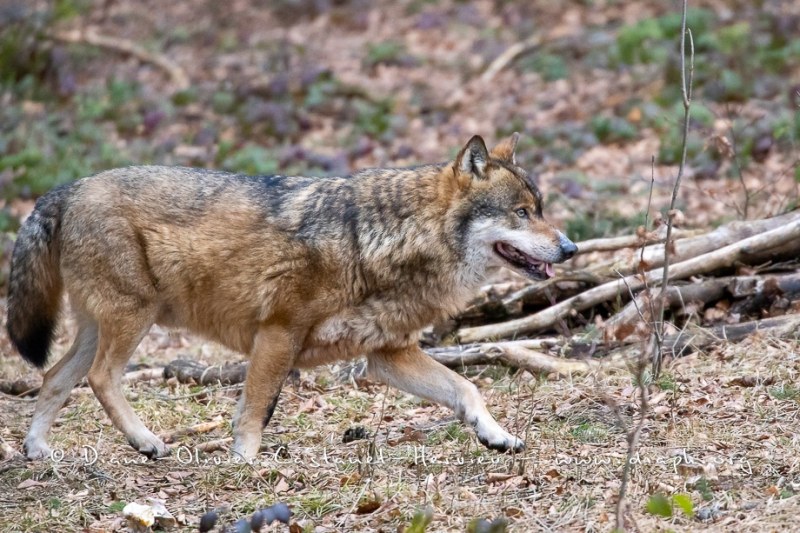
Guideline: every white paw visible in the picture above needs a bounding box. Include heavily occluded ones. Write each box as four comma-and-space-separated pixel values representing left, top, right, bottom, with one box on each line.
231, 433, 260, 462
23, 437, 52, 461
127, 431, 169, 459
475, 423, 525, 453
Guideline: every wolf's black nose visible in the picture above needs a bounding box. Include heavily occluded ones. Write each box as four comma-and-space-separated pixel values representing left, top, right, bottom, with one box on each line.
560, 239, 578, 260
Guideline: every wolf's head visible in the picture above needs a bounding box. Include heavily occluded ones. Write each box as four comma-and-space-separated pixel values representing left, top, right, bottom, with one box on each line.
450, 134, 577, 281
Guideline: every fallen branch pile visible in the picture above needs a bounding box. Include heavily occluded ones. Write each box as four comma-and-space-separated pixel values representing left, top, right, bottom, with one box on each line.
456, 211, 800, 343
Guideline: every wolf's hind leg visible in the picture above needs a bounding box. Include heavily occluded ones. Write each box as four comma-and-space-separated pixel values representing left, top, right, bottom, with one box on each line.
23, 316, 98, 460
367, 346, 525, 453
88, 310, 167, 459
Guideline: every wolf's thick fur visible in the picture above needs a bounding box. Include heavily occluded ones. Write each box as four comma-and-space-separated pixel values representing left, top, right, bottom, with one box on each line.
8, 134, 577, 460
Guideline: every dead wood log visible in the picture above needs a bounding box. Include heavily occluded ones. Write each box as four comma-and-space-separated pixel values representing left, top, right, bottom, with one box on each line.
458, 280, 528, 323
638, 211, 800, 268
161, 420, 225, 444
606, 272, 800, 331
457, 219, 800, 342
158, 313, 799, 384
457, 280, 587, 328
0, 377, 41, 397
558, 313, 800, 361
648, 314, 800, 358
426, 341, 616, 376
576, 227, 700, 254
573, 210, 800, 280
122, 368, 165, 384
195, 438, 232, 453
163, 359, 247, 385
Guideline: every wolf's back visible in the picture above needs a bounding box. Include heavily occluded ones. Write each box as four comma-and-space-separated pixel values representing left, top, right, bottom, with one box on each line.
7, 184, 72, 368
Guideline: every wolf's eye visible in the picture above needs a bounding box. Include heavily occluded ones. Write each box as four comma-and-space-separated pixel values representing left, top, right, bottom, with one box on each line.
515, 208, 529, 219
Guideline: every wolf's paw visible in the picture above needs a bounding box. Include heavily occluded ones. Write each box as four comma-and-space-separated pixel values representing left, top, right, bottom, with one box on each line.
476, 427, 525, 454
23, 437, 52, 461
127, 433, 169, 459
231, 434, 260, 462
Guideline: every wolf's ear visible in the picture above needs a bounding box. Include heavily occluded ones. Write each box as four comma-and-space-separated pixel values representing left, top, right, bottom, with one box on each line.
490, 132, 520, 164
456, 135, 489, 180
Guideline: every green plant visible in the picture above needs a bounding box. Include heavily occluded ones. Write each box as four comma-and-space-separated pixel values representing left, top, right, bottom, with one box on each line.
570, 421, 609, 443
616, 18, 665, 64
520, 53, 569, 81
405, 506, 433, 533
222, 145, 279, 176
364, 41, 408, 68
769, 384, 799, 401
352, 98, 393, 137
590, 116, 638, 144
646, 492, 694, 518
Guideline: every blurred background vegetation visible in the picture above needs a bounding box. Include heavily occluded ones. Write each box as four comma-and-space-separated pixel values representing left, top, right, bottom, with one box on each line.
1, 0, 799, 290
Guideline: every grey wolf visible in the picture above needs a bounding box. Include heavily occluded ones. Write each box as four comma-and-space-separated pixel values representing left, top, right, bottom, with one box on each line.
7, 134, 577, 461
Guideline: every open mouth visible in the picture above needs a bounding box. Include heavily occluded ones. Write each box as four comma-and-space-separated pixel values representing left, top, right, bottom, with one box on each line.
494, 242, 554, 280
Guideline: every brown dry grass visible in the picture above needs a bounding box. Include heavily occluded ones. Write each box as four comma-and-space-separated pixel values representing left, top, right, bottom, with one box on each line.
1, 300, 799, 532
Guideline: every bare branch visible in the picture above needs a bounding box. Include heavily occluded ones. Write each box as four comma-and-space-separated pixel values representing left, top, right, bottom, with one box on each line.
49, 29, 190, 91
652, 2, 694, 377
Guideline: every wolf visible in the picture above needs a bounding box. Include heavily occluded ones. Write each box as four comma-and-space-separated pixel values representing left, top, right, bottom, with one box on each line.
7, 133, 577, 461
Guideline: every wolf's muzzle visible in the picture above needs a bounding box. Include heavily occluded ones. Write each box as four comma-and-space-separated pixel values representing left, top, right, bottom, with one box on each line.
559, 234, 578, 260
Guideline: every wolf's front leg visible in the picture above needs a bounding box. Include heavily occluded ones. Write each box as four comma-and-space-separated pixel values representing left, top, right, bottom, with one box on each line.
367, 345, 524, 453
232, 325, 295, 460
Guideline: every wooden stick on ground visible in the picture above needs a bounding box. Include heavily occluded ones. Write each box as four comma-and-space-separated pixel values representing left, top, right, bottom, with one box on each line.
635, 211, 800, 273
576, 227, 700, 254
426, 341, 613, 376
161, 420, 225, 444
49, 29, 190, 90
195, 438, 232, 454
163, 359, 247, 385
606, 272, 800, 332
457, 219, 800, 342
662, 313, 800, 357
480, 35, 543, 83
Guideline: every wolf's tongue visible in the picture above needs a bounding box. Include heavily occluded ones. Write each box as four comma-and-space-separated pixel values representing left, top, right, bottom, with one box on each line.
545, 263, 555, 278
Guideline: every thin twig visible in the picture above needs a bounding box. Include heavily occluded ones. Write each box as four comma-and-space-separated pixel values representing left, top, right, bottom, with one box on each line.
726, 110, 751, 219
641, 156, 657, 265
617, 3, 691, 529
652, 5, 694, 378
480, 34, 543, 83
615, 343, 651, 530
643, 156, 659, 326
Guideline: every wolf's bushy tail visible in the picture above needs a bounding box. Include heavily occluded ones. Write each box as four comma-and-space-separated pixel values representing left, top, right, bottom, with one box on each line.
7, 185, 71, 368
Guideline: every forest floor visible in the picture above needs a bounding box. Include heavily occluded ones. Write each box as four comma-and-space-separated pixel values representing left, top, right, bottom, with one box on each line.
1, 0, 800, 531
